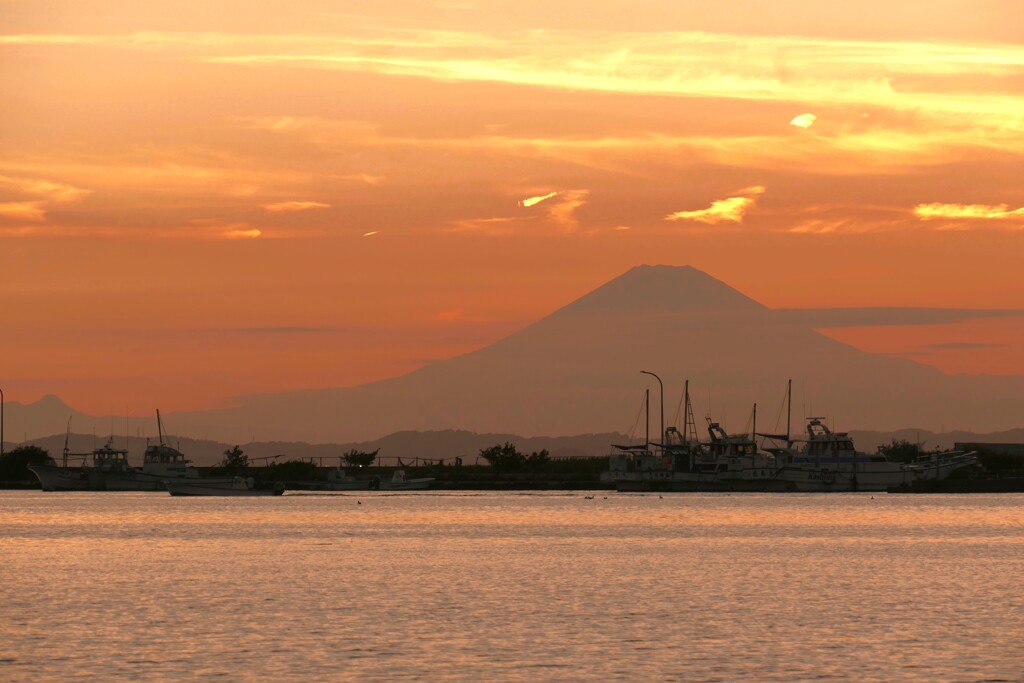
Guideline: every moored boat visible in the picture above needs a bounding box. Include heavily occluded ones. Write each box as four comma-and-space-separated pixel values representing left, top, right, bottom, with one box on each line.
166, 477, 284, 496
325, 468, 374, 490
605, 378, 978, 493
607, 382, 785, 492
610, 419, 784, 492
379, 469, 434, 490
28, 423, 132, 491
102, 411, 238, 490
774, 418, 977, 492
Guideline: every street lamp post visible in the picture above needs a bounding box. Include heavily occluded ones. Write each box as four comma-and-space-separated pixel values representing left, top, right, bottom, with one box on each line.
1, 386, 4, 458
640, 371, 663, 452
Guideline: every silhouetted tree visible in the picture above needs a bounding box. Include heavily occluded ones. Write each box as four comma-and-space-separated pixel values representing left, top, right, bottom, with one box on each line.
877, 439, 922, 463
342, 449, 378, 468
0, 445, 52, 481
218, 445, 249, 475
479, 443, 525, 471
525, 449, 551, 471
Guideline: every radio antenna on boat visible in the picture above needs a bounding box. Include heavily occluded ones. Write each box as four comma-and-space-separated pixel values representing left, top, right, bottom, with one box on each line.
156, 409, 166, 446
63, 416, 72, 469
787, 379, 792, 445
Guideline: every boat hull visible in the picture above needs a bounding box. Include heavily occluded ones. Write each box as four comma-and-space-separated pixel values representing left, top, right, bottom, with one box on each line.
27, 464, 92, 491
326, 480, 374, 491
166, 479, 284, 496
611, 470, 796, 492
97, 471, 166, 491
777, 453, 978, 492
611, 452, 977, 492
380, 479, 434, 491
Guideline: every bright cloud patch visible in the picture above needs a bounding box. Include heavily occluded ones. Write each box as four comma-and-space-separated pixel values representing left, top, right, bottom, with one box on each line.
222, 228, 262, 239
790, 113, 817, 128
0, 201, 47, 222
913, 203, 1024, 220
363, 230, 380, 237
519, 191, 558, 207
264, 201, 331, 213
666, 186, 765, 224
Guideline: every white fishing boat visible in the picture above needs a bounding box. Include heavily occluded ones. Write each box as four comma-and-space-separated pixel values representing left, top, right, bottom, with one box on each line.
610, 420, 782, 492
102, 411, 237, 490
166, 477, 284, 496
325, 468, 374, 491
774, 418, 977, 492
608, 382, 783, 492
379, 469, 434, 490
28, 422, 132, 491
606, 378, 977, 493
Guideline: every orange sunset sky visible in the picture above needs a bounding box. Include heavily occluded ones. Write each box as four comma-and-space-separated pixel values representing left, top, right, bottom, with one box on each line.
2, 0, 1023, 415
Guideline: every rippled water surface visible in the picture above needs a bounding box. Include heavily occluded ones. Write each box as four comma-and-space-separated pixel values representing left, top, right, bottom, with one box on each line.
2, 491, 1023, 681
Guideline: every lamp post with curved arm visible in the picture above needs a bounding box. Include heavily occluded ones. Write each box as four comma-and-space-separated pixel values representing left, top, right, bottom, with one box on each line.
640, 371, 663, 452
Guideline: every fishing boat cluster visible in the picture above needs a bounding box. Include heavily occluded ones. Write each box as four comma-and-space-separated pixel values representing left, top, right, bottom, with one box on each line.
604, 381, 978, 492
25, 381, 979, 495
26, 411, 434, 496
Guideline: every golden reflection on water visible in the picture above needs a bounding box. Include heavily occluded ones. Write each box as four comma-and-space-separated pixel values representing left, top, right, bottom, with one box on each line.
2, 492, 1023, 682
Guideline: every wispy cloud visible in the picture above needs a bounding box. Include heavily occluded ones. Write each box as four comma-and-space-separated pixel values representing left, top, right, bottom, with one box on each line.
923, 342, 1006, 350
228, 326, 336, 335
547, 190, 589, 230
666, 186, 765, 224
913, 202, 1024, 220
0, 223, 266, 240
10, 29, 1024, 129
222, 228, 262, 239
264, 200, 331, 213
519, 191, 558, 207
363, 230, 380, 237
0, 174, 91, 224
0, 201, 47, 222
774, 308, 1024, 327
0, 175, 91, 203
446, 217, 519, 235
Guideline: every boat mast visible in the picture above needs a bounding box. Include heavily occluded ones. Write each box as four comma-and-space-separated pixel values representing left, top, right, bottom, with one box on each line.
752, 403, 757, 468
156, 409, 165, 446
63, 416, 72, 469
682, 380, 689, 445
786, 379, 792, 445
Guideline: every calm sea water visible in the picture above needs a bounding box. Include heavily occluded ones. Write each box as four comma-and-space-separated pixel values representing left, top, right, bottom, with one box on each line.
2, 491, 1022, 682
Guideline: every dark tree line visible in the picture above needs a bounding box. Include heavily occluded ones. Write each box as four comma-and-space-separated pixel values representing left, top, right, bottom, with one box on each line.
478, 442, 550, 472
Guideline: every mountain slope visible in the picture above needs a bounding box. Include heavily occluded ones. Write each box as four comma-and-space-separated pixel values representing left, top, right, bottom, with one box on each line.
159, 264, 1024, 442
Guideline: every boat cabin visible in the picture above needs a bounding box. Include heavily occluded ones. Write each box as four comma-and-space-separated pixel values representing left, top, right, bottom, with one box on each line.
607, 445, 668, 474
143, 443, 192, 477
92, 439, 131, 472
794, 419, 886, 464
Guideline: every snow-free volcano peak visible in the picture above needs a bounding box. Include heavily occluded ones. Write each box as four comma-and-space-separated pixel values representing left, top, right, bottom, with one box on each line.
557, 264, 765, 316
